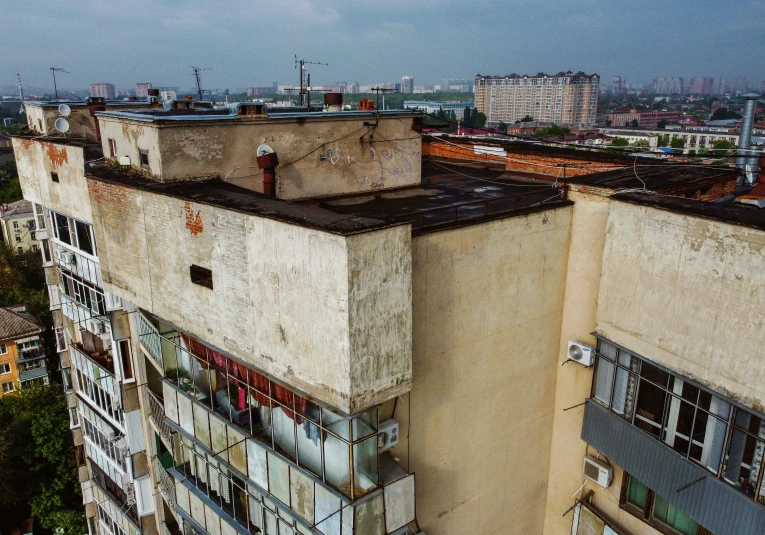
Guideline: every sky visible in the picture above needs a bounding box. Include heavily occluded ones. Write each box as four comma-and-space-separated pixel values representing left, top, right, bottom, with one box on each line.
2, 0, 764, 92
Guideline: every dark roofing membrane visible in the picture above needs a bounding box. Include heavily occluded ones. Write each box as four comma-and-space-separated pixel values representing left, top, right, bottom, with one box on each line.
565, 163, 741, 190
87, 160, 571, 236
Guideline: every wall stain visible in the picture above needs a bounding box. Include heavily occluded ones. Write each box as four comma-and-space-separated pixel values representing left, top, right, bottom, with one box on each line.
41, 142, 68, 166
184, 202, 204, 235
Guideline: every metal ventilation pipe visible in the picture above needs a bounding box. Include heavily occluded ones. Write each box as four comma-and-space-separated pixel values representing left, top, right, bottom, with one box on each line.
736, 93, 760, 184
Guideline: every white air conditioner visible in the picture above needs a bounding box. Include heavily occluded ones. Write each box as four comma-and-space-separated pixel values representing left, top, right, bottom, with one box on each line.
378, 419, 399, 451
118, 156, 131, 166
105, 428, 116, 441
583, 456, 613, 488
61, 251, 75, 264
567, 340, 594, 367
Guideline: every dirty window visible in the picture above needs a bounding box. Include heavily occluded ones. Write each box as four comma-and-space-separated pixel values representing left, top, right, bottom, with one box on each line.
139, 149, 149, 169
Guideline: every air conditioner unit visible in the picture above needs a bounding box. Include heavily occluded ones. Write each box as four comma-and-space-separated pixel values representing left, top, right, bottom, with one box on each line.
118, 156, 131, 166
378, 419, 399, 451
583, 456, 613, 488
61, 251, 75, 264
567, 340, 594, 367
105, 428, 116, 441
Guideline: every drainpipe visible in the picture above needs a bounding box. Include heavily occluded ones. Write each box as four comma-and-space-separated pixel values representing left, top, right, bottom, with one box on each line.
257, 152, 279, 197
736, 93, 760, 184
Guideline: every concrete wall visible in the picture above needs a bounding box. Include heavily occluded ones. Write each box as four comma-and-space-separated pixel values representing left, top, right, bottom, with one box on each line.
597, 200, 765, 411
13, 138, 93, 223
541, 191, 613, 535
396, 206, 572, 535
87, 179, 412, 414
96, 114, 421, 200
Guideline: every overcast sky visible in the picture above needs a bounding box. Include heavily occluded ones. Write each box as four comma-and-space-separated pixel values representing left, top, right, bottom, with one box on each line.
3, 0, 764, 91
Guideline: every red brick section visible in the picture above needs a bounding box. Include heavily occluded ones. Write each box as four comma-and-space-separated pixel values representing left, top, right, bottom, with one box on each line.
660, 177, 737, 201
184, 202, 204, 235
423, 138, 626, 178
88, 180, 128, 212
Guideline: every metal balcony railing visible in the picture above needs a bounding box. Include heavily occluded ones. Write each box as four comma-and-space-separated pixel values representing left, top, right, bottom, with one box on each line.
147, 389, 173, 446
136, 311, 163, 369
153, 457, 176, 509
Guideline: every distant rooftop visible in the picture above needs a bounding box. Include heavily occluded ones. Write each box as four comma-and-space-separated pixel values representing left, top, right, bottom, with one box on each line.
564, 164, 741, 191
0, 306, 44, 341
0, 199, 33, 218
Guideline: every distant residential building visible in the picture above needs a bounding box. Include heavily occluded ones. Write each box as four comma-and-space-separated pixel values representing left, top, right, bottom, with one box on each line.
135, 83, 152, 98
246, 86, 277, 96
159, 89, 177, 101
0, 305, 47, 396
403, 100, 474, 119
439, 78, 473, 92
401, 76, 414, 94
688, 77, 714, 95
651, 77, 684, 95
0, 199, 40, 254
346, 82, 360, 94
714, 77, 728, 95
611, 76, 627, 94
474, 71, 600, 126
89, 83, 116, 99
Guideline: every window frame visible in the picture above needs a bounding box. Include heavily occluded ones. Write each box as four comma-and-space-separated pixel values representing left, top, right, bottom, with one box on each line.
0, 363, 11, 375
0, 344, 6, 355
1, 381, 15, 394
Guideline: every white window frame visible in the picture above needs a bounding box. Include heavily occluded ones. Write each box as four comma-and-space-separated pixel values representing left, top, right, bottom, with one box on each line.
55, 327, 67, 352
1, 382, 15, 393
0, 363, 11, 375
12, 221, 19, 230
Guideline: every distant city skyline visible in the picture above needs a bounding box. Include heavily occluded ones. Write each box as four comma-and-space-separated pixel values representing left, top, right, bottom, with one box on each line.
2, 0, 764, 94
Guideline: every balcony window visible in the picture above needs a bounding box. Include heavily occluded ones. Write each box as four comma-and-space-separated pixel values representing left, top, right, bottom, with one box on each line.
592, 338, 765, 505
622, 474, 703, 535
162, 327, 380, 499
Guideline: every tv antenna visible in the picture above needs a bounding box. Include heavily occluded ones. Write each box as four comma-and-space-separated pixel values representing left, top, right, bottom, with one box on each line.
17, 73, 25, 113
371, 87, 398, 111
190, 66, 210, 101
294, 55, 327, 107
50, 67, 70, 101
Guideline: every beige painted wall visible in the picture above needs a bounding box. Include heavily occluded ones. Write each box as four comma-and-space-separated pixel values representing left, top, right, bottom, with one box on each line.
87, 180, 412, 414
396, 206, 572, 535
13, 138, 94, 223
96, 114, 421, 200
597, 200, 765, 411
542, 191, 612, 535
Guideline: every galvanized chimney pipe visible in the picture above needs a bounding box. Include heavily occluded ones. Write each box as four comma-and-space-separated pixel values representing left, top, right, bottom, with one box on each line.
736, 93, 760, 184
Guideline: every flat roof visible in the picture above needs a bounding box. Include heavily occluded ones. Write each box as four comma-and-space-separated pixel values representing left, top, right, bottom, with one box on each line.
25, 99, 160, 109
87, 160, 570, 236
12, 135, 103, 161
612, 192, 765, 232
94, 107, 421, 124
564, 163, 741, 191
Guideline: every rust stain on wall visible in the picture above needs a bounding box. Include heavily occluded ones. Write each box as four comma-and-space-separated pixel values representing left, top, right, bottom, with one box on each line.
42, 142, 69, 166
21, 139, 33, 149
184, 202, 204, 235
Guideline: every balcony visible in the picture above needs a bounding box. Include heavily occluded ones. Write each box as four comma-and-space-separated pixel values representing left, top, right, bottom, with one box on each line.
136, 311, 163, 370
18, 365, 48, 382
70, 342, 114, 376
147, 389, 173, 446
15, 349, 46, 364
153, 457, 176, 509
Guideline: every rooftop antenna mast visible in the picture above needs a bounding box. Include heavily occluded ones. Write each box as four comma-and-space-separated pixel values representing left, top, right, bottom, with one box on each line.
190, 66, 210, 101
50, 67, 70, 101
294, 55, 327, 107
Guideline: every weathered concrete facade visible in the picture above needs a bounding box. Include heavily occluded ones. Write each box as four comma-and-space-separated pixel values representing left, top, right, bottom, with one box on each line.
394, 206, 572, 534
87, 178, 413, 414
97, 112, 422, 200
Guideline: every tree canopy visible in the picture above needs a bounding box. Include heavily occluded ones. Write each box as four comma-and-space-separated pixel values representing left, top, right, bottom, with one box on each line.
611, 137, 630, 146
533, 124, 570, 137
0, 384, 85, 534
710, 108, 741, 121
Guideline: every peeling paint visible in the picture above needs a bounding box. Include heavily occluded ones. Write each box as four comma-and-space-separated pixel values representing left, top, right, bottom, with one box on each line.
43, 142, 69, 166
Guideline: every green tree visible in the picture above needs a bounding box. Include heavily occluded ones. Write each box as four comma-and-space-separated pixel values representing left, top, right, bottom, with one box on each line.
630, 119, 639, 127
657, 134, 670, 147
611, 137, 630, 146
698, 147, 710, 156
713, 139, 733, 150
657, 120, 668, 129
670, 136, 685, 149
631, 139, 651, 148
0, 384, 85, 534
533, 124, 570, 137
710, 107, 741, 121
0, 163, 22, 204
520, 115, 533, 123
0, 244, 47, 319
497, 122, 508, 133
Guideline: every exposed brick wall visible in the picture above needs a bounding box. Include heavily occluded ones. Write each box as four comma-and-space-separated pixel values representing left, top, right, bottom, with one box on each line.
660, 177, 737, 201
88, 179, 129, 212
423, 138, 626, 178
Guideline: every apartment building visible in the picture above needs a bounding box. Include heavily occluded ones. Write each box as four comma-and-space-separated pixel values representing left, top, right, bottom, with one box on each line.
652, 77, 684, 95
91, 83, 117, 100
474, 71, 599, 127
0, 305, 47, 396
400, 77, 414, 94
13, 92, 765, 535
1, 199, 40, 253
599, 126, 740, 153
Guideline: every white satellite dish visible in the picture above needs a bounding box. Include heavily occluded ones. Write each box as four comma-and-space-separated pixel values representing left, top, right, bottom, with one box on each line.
54, 117, 70, 133
58, 103, 72, 117
257, 144, 274, 156
163, 100, 174, 111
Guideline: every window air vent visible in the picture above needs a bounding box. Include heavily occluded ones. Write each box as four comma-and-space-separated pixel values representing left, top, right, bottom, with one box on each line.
190, 265, 213, 290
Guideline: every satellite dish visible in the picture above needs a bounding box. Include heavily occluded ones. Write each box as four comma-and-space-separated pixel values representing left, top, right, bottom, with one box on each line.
163, 100, 174, 110
58, 103, 71, 117
54, 117, 70, 133
257, 144, 274, 156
